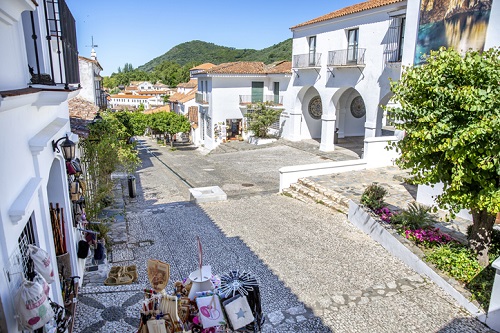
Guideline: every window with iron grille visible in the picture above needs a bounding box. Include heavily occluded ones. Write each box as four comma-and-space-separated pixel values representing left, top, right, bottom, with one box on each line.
385, 17, 406, 63
206, 116, 212, 138
18, 217, 37, 278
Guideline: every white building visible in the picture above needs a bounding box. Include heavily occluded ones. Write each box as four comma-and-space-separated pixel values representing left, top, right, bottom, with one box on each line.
0, 0, 85, 331
78, 49, 105, 109
109, 94, 152, 110
191, 61, 292, 150
283, 0, 407, 153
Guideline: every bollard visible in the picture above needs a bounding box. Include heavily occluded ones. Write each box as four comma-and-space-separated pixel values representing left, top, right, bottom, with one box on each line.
486, 257, 500, 331
128, 175, 136, 198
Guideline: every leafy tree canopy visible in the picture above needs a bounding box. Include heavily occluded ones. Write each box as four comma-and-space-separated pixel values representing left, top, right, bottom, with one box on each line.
388, 47, 500, 265
246, 102, 282, 138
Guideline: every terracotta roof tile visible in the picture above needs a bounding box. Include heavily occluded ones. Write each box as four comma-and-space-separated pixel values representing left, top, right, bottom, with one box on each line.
68, 97, 99, 138
169, 92, 186, 102
190, 63, 216, 70
177, 78, 198, 88
144, 105, 171, 114
202, 61, 292, 75
179, 88, 197, 103
291, 0, 405, 29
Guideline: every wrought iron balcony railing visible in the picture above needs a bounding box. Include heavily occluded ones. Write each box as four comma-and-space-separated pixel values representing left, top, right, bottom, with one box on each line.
27, 0, 79, 88
239, 95, 283, 106
328, 48, 366, 67
293, 53, 322, 68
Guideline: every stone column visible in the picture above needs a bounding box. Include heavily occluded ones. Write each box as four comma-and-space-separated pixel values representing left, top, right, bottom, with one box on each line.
319, 113, 336, 152
338, 107, 346, 138
287, 111, 303, 142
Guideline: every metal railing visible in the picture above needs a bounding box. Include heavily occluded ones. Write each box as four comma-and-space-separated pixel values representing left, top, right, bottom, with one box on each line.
27, 0, 79, 88
195, 92, 209, 105
293, 53, 322, 68
239, 95, 283, 105
328, 48, 366, 67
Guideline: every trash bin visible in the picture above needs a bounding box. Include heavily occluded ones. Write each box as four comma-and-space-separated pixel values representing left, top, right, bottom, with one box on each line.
334, 128, 339, 144
128, 175, 136, 198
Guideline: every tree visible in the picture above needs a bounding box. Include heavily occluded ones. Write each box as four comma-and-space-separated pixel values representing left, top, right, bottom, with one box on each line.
147, 112, 190, 147
112, 110, 148, 141
388, 47, 500, 266
245, 102, 282, 138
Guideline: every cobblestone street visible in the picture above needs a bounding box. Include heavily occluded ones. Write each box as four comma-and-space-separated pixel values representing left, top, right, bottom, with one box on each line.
73, 137, 493, 332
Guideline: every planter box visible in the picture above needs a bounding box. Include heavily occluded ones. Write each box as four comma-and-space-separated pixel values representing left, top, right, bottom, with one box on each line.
347, 200, 485, 321
248, 137, 277, 145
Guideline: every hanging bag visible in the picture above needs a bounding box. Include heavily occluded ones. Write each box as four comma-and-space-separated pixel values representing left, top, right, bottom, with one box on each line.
28, 245, 55, 283
77, 240, 90, 259
94, 240, 105, 261
15, 279, 55, 330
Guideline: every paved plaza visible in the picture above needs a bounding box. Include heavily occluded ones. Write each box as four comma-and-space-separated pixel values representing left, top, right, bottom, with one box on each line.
73, 137, 494, 332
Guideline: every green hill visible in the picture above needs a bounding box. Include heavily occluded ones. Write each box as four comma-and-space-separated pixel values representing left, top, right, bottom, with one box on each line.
138, 39, 292, 72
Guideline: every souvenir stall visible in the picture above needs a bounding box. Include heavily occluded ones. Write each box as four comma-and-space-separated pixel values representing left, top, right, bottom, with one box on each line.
130, 238, 264, 333
12, 244, 73, 333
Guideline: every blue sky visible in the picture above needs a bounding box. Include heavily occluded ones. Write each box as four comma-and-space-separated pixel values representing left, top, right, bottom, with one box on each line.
65, 0, 361, 75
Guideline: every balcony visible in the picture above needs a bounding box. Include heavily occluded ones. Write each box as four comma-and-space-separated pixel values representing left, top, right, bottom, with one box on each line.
293, 53, 322, 68
328, 48, 366, 67
239, 95, 283, 106
195, 92, 209, 105
26, 0, 79, 89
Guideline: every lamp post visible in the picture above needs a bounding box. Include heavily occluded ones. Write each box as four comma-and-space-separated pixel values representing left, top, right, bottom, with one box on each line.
52, 134, 76, 161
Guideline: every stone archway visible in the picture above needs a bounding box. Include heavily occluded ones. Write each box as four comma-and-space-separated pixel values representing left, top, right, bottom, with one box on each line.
337, 88, 366, 137
299, 86, 322, 140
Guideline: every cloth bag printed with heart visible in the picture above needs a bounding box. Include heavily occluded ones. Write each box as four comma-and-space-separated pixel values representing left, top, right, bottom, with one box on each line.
223, 294, 255, 331
195, 294, 226, 328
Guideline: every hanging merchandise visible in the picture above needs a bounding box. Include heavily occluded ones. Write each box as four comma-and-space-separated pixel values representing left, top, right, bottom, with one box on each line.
196, 294, 226, 329
15, 279, 55, 330
94, 239, 105, 261
32, 272, 50, 297
28, 245, 55, 284
219, 270, 264, 332
49, 299, 72, 333
147, 259, 170, 292
223, 294, 255, 331
49, 203, 67, 256
77, 240, 90, 259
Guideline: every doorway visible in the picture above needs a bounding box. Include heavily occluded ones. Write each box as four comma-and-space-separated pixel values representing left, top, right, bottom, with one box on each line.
226, 119, 242, 140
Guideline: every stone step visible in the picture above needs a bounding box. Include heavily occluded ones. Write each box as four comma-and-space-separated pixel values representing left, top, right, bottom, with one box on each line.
297, 178, 351, 210
283, 183, 348, 214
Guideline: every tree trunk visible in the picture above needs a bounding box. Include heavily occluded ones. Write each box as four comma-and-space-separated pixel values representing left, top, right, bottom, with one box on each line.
468, 209, 496, 267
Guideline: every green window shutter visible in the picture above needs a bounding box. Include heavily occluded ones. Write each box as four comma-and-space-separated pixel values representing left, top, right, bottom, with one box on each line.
251, 82, 264, 103
273, 82, 279, 104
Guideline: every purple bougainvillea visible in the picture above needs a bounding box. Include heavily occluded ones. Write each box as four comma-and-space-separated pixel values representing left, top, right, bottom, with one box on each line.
405, 228, 454, 247
374, 206, 394, 223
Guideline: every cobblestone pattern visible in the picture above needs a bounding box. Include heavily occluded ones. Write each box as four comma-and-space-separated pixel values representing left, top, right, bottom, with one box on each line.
73, 138, 494, 333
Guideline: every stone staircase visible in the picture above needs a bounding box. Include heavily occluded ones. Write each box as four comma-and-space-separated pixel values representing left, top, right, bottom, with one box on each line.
282, 178, 351, 214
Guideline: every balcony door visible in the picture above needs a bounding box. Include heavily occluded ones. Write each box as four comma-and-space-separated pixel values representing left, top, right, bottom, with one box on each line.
347, 29, 359, 63
308, 36, 317, 66
251, 82, 264, 103
273, 82, 280, 104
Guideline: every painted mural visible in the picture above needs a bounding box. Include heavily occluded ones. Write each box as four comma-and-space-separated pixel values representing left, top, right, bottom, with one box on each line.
415, 0, 493, 64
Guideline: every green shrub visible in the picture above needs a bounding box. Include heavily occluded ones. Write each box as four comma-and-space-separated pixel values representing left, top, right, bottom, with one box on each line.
467, 266, 495, 309
425, 244, 482, 283
361, 183, 387, 210
391, 202, 434, 230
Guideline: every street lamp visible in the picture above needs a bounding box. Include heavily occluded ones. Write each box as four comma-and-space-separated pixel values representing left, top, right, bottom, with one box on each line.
52, 134, 76, 161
